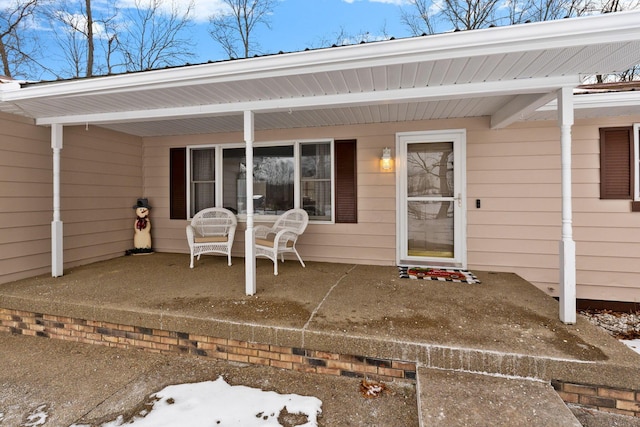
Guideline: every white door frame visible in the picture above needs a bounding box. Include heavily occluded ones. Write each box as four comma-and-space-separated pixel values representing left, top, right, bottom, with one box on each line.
396, 129, 467, 268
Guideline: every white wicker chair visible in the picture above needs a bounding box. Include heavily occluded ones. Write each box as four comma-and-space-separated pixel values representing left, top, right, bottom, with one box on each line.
254, 209, 309, 275
186, 207, 237, 268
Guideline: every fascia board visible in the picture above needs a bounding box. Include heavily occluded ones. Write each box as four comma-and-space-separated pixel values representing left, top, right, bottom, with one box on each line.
538, 91, 640, 112
7, 11, 640, 103
36, 75, 579, 126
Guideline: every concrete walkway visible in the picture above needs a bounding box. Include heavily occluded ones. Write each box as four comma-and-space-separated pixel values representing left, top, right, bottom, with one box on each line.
417, 367, 582, 426
1, 253, 640, 425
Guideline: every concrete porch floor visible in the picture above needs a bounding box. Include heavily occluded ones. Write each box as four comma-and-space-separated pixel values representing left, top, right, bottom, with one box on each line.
0, 253, 640, 426
0, 252, 638, 394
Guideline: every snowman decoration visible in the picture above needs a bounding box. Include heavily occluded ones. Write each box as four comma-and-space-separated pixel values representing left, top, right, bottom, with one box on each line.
132, 198, 153, 253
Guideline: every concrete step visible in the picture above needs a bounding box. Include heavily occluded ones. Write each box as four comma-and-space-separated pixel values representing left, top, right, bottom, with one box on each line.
417, 367, 581, 427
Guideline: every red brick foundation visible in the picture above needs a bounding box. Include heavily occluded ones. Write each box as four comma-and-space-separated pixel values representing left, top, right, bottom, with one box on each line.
0, 308, 416, 383
553, 380, 640, 417
2, 306, 639, 417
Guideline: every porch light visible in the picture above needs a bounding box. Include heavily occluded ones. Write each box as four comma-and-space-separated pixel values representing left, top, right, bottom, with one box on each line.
380, 147, 393, 172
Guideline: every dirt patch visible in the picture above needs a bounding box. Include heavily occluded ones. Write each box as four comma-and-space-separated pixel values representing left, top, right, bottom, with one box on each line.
152, 296, 312, 323
327, 302, 607, 361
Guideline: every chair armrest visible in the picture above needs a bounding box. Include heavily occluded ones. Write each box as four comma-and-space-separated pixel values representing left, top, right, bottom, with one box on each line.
186, 225, 196, 248
227, 223, 237, 243
254, 225, 274, 239
273, 228, 298, 245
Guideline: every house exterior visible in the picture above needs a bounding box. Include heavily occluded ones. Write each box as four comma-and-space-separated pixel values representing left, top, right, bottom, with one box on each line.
2, 12, 640, 323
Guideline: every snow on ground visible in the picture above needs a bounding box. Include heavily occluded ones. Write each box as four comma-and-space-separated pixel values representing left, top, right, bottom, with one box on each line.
70, 376, 322, 427
621, 339, 640, 355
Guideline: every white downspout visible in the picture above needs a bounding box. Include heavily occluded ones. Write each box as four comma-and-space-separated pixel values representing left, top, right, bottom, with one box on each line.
558, 87, 576, 324
244, 111, 257, 295
51, 124, 64, 277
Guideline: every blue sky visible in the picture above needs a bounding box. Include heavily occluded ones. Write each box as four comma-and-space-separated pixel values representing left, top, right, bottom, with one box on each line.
190, 0, 413, 63
4, 0, 416, 79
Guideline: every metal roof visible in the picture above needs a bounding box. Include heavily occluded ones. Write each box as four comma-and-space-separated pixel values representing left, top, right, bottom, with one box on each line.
2, 11, 640, 136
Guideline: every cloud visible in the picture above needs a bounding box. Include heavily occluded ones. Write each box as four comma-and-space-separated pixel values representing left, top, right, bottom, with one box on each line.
115, 0, 228, 23
341, 0, 410, 4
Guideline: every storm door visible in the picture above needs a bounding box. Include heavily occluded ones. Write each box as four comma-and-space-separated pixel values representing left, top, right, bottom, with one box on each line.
396, 130, 466, 267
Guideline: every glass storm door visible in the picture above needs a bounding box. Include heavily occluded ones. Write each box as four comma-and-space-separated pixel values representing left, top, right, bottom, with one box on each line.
397, 130, 466, 267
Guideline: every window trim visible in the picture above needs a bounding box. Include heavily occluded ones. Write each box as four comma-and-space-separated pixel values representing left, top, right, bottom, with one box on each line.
186, 139, 335, 223
635, 123, 640, 201
187, 146, 217, 216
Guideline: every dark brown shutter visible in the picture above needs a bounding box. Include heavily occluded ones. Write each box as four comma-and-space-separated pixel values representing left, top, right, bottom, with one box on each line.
600, 127, 633, 200
335, 139, 357, 223
170, 147, 187, 219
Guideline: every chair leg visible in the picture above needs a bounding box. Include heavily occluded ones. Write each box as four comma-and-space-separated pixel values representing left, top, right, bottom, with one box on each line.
273, 252, 278, 275
293, 248, 305, 268
190, 252, 195, 269
227, 252, 232, 266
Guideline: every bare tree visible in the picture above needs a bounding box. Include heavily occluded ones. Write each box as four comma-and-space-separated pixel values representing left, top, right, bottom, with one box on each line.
441, 0, 503, 29
84, 0, 93, 75
48, 3, 89, 77
309, 25, 389, 50
119, 0, 195, 71
45, 0, 120, 78
400, 0, 604, 34
0, 0, 38, 78
208, 0, 277, 59
400, 0, 438, 35
401, 0, 502, 33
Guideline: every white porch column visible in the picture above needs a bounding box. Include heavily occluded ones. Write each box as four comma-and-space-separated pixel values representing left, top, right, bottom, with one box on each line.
244, 111, 257, 295
51, 124, 64, 277
558, 87, 576, 324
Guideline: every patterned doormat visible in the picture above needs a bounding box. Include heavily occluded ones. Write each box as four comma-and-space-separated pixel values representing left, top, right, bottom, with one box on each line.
398, 267, 481, 284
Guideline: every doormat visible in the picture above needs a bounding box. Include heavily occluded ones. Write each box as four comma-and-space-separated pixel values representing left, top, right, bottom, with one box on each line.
398, 267, 481, 284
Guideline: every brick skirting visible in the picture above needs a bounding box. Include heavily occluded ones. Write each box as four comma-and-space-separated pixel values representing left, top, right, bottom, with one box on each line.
0, 308, 416, 383
553, 380, 640, 417
2, 307, 639, 417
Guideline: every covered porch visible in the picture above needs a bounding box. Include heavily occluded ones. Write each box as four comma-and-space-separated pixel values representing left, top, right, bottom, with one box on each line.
3, 11, 640, 326
1, 253, 638, 395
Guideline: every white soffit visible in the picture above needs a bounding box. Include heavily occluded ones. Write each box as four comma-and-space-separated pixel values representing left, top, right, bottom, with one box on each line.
1, 11, 640, 135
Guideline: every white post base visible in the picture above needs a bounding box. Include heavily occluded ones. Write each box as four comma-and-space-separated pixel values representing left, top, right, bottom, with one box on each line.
245, 228, 256, 295
51, 220, 63, 277
559, 239, 576, 324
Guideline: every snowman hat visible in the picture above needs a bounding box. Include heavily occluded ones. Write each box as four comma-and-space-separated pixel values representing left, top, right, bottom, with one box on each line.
133, 198, 152, 209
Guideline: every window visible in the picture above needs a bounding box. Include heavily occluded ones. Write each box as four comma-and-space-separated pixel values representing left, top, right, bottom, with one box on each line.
171, 139, 356, 222
190, 148, 216, 215
301, 143, 332, 221
600, 125, 640, 210
222, 145, 295, 216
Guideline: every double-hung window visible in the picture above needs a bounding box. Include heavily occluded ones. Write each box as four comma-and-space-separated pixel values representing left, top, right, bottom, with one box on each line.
190, 148, 216, 215
184, 140, 334, 221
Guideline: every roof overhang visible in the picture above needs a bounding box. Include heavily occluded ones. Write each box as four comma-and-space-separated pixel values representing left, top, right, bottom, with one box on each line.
2, 11, 640, 136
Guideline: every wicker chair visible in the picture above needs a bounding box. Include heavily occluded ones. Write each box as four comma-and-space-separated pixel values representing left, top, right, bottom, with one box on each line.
186, 207, 237, 268
254, 209, 309, 275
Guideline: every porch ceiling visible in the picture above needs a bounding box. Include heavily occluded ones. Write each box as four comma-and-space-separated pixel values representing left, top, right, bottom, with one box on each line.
2, 11, 640, 137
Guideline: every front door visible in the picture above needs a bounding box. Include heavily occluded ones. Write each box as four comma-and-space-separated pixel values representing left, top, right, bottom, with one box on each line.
396, 130, 466, 267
